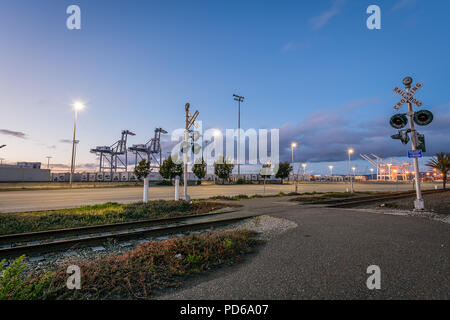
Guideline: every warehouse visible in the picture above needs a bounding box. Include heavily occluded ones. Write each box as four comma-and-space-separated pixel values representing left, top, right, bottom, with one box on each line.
0, 163, 51, 182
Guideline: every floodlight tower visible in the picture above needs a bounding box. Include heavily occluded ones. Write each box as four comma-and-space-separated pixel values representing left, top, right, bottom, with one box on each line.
233, 94, 244, 176
70, 102, 85, 187
347, 148, 354, 193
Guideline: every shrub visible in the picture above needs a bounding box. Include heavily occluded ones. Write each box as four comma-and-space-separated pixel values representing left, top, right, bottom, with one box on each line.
42, 230, 259, 300
156, 180, 173, 186
0, 256, 51, 300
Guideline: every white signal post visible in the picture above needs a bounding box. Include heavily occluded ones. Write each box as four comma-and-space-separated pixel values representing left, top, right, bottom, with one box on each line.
183, 103, 199, 201
393, 77, 424, 210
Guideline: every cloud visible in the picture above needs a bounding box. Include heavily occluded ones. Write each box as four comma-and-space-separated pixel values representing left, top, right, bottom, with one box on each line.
281, 41, 311, 53
59, 139, 73, 144
390, 0, 415, 12
309, 0, 346, 31
282, 41, 295, 52
0, 129, 27, 139
278, 102, 450, 163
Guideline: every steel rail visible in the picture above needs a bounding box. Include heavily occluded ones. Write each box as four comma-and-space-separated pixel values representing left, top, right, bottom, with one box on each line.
0, 213, 257, 258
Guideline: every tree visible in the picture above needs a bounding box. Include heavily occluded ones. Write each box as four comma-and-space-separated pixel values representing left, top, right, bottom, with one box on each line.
275, 162, 293, 184
192, 158, 207, 184
134, 159, 150, 181
426, 152, 450, 190
159, 155, 183, 182
214, 156, 234, 184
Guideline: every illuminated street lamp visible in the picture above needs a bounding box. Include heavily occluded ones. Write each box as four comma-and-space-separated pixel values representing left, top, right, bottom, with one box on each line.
70, 101, 85, 187
328, 165, 333, 177
347, 148, 354, 193
291, 142, 297, 163
370, 168, 374, 180
302, 163, 307, 175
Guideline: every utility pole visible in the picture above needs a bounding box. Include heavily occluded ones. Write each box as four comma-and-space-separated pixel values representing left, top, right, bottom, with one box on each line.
46, 156, 52, 169
233, 94, 244, 177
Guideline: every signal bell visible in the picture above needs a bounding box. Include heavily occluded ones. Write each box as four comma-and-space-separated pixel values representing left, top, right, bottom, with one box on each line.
413, 110, 433, 126
391, 130, 410, 145
390, 114, 408, 129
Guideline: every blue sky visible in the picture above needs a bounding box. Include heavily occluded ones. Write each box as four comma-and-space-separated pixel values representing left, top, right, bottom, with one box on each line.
0, 0, 449, 174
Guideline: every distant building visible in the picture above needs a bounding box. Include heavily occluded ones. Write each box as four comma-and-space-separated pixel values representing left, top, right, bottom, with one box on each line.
16, 162, 42, 169
0, 162, 50, 182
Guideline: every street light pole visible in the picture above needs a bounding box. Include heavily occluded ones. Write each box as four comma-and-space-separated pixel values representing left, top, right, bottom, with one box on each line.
291, 142, 297, 163
233, 94, 244, 177
347, 148, 354, 193
70, 102, 84, 187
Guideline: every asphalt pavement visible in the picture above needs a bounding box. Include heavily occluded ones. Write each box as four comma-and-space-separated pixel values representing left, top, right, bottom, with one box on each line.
157, 197, 450, 299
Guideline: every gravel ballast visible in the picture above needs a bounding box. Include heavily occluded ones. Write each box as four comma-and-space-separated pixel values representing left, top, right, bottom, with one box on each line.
14, 215, 296, 275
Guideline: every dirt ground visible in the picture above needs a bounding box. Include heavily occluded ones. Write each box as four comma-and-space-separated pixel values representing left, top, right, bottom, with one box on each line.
356, 190, 450, 214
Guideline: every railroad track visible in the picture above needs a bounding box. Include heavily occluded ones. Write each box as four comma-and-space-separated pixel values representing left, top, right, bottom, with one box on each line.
309, 189, 448, 208
0, 209, 258, 259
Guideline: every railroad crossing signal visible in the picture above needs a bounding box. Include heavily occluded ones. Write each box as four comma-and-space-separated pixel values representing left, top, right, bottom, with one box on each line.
390, 114, 408, 129
391, 130, 410, 145
393, 82, 424, 110
414, 110, 433, 126
389, 76, 433, 211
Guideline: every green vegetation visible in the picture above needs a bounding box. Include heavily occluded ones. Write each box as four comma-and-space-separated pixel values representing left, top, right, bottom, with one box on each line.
207, 191, 300, 201
134, 159, 151, 181
0, 256, 51, 300
0, 201, 226, 236
426, 152, 449, 190
192, 157, 207, 185
3, 230, 259, 300
290, 191, 374, 203
159, 155, 183, 181
275, 162, 293, 184
214, 156, 234, 184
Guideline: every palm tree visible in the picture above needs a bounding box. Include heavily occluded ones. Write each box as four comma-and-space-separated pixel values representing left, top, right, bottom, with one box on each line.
426, 152, 450, 190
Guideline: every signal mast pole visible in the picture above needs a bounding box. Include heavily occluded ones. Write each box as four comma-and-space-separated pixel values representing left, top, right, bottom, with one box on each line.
403, 78, 424, 209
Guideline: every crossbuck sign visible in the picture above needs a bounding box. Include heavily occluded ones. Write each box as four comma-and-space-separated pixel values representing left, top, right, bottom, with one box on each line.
393, 82, 423, 110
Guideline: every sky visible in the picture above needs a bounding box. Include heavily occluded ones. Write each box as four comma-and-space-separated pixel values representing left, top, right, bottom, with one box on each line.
0, 0, 449, 175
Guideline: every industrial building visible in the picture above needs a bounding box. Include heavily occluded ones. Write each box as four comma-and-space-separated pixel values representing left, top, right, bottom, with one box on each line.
0, 163, 50, 182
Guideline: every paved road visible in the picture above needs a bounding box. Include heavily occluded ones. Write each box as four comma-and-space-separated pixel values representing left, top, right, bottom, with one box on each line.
0, 182, 437, 213
158, 197, 450, 299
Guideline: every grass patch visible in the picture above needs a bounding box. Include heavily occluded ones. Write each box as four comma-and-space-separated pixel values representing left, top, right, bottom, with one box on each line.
207, 191, 301, 201
0, 201, 227, 236
290, 191, 374, 203
19, 230, 259, 300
